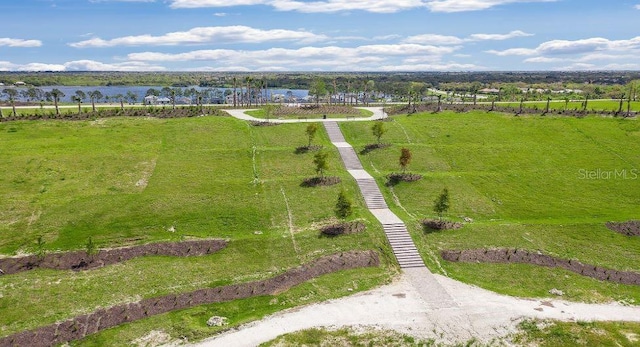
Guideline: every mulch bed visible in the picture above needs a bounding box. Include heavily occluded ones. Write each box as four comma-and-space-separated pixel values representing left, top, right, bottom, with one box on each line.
0, 250, 379, 347
422, 219, 463, 231
0, 239, 227, 275
295, 145, 323, 154
605, 221, 640, 237
250, 120, 280, 126
301, 176, 341, 187
320, 221, 366, 236
441, 248, 640, 286
386, 173, 423, 186
0, 107, 228, 123
360, 143, 391, 155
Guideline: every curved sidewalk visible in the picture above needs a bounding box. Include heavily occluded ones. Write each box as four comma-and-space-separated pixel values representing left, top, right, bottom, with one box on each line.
225, 107, 387, 123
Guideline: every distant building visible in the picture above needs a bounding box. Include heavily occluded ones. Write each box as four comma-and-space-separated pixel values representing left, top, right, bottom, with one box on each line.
144, 95, 171, 105
479, 88, 500, 94
271, 93, 286, 103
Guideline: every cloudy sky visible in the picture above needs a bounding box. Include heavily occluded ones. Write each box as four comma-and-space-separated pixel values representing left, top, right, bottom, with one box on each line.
2, 0, 640, 72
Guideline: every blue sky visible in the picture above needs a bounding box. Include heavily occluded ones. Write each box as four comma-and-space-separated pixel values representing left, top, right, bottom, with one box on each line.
1, 0, 639, 72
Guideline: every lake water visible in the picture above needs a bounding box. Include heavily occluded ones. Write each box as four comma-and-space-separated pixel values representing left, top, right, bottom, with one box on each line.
9, 86, 309, 103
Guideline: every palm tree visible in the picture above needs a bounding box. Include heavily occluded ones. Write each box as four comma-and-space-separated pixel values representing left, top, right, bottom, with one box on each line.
88, 90, 103, 112
50, 88, 64, 116
2, 88, 18, 117
113, 94, 125, 111
244, 76, 252, 107
73, 90, 86, 113
232, 76, 237, 107
126, 91, 137, 105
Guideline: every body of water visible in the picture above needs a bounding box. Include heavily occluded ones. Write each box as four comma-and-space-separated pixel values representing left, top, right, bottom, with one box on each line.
6, 85, 309, 103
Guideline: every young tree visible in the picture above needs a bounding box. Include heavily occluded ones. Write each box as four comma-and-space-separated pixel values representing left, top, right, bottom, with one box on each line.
85, 237, 98, 260
126, 91, 137, 105
399, 147, 412, 173
309, 78, 326, 106
313, 151, 329, 178
35, 236, 46, 261
306, 123, 318, 147
433, 188, 450, 219
371, 121, 386, 144
2, 88, 18, 117
50, 88, 65, 116
73, 90, 86, 113
88, 90, 103, 112
334, 190, 353, 220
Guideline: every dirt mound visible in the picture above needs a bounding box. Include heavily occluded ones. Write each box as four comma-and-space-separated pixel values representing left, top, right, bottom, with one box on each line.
422, 219, 463, 231
0, 107, 228, 123
273, 105, 362, 117
441, 249, 640, 286
301, 176, 342, 187
0, 239, 227, 275
606, 221, 640, 237
360, 143, 391, 155
250, 120, 280, 126
386, 173, 423, 186
320, 221, 366, 236
295, 145, 323, 154
0, 250, 379, 347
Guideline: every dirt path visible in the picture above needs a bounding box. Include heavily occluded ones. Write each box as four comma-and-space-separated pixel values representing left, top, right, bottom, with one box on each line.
191, 270, 640, 346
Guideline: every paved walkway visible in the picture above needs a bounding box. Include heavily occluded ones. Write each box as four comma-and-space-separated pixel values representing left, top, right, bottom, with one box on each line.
189, 109, 640, 346
225, 107, 387, 123
192, 272, 640, 347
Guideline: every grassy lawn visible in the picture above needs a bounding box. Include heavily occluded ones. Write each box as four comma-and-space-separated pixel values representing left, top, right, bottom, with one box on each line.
257, 321, 640, 347
0, 116, 395, 341
514, 320, 640, 347
495, 100, 640, 112
340, 111, 640, 303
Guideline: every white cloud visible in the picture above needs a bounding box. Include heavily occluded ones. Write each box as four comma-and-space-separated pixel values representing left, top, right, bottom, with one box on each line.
404, 30, 532, 45
488, 36, 640, 57
467, 30, 533, 41
486, 35, 640, 69
536, 38, 611, 55
426, 0, 556, 12
523, 56, 563, 63
89, 0, 156, 2
0, 38, 42, 47
403, 34, 465, 45
125, 43, 462, 71
485, 48, 537, 56
169, 0, 553, 13
69, 26, 327, 48
635, 4, 640, 9
380, 62, 481, 71
0, 60, 165, 72
268, 0, 427, 13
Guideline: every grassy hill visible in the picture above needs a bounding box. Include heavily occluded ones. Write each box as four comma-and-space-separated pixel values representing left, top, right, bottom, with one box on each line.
0, 116, 394, 343
341, 111, 640, 303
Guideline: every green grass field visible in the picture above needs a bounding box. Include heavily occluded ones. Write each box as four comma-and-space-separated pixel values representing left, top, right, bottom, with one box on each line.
496, 99, 640, 112
260, 321, 640, 347
340, 111, 640, 303
0, 116, 395, 342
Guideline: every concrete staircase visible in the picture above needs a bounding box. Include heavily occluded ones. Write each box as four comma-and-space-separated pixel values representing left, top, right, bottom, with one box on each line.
324, 122, 426, 269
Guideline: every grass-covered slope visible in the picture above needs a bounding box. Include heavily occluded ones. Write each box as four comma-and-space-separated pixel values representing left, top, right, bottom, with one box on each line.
341, 111, 640, 303
0, 116, 394, 342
